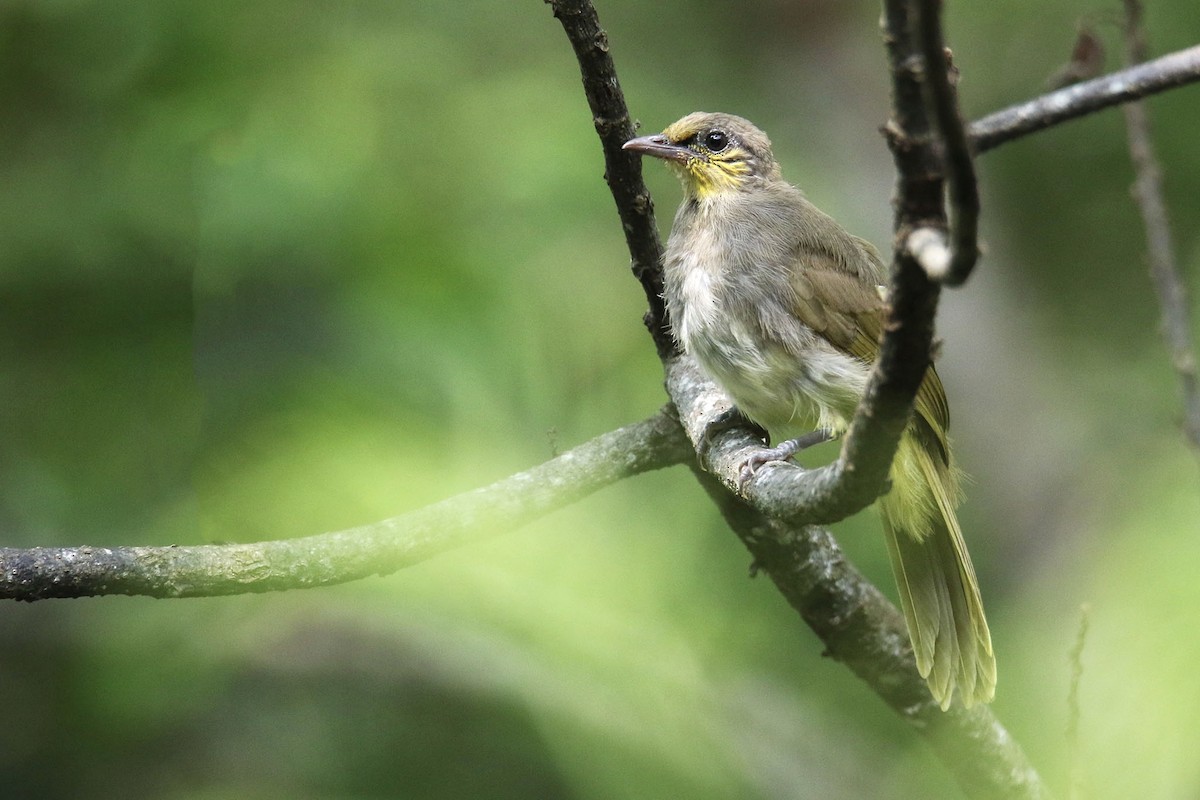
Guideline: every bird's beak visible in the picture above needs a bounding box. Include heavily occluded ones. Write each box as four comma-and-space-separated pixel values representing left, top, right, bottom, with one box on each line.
622, 134, 690, 162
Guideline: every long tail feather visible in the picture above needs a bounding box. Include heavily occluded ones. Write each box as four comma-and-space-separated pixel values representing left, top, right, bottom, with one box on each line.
880, 429, 996, 710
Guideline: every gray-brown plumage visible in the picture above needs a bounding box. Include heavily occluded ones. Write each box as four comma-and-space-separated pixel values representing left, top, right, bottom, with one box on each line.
625, 112, 995, 709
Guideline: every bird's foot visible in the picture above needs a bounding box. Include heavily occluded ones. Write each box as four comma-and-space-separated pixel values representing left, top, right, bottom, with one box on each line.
737, 429, 833, 490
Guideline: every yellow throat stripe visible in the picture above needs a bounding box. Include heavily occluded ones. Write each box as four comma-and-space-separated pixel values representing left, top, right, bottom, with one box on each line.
681, 150, 752, 198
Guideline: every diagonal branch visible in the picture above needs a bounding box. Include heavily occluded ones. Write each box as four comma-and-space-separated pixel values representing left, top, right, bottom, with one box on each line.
694, 466, 1051, 800
0, 410, 691, 601
1119, 0, 1200, 455
970, 44, 1200, 153
545, 0, 673, 356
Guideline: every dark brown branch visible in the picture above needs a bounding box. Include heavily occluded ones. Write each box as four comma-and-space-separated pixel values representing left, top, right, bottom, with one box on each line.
1119, 0, 1200, 454
0, 410, 691, 601
913, 0, 980, 287
544, 0, 673, 357
807, 0, 955, 529
970, 44, 1200, 153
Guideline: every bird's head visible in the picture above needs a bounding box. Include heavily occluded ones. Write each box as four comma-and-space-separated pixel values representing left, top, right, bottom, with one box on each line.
623, 112, 781, 200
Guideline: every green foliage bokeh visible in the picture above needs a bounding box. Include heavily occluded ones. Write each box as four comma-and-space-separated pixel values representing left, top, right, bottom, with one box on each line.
2, 0, 1199, 798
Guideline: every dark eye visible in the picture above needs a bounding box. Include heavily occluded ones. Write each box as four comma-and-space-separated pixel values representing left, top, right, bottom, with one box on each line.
703, 130, 729, 152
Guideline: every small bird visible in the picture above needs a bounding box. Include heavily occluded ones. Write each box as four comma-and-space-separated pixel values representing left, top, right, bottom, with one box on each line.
624, 112, 995, 709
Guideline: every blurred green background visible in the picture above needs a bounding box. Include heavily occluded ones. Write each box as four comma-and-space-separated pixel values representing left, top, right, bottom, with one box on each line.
2, 0, 1199, 797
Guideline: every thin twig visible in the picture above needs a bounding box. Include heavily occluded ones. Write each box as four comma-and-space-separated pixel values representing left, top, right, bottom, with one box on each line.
544, 0, 673, 356
970, 44, 1200, 153
1046, 24, 1108, 90
913, 0, 980, 287
0, 410, 691, 600
1119, 0, 1200, 454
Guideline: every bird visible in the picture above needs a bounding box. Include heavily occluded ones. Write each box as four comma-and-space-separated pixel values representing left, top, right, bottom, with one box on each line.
623, 112, 995, 709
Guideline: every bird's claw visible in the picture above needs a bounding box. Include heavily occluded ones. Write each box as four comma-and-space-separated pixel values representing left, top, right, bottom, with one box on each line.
737, 446, 798, 491
736, 429, 834, 492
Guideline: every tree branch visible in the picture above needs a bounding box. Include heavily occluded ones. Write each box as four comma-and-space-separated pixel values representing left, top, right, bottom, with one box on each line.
970, 43, 1200, 154
0, 410, 691, 601
545, 0, 673, 357
664, 355, 900, 527
1119, 0, 1200, 454
694, 467, 1051, 800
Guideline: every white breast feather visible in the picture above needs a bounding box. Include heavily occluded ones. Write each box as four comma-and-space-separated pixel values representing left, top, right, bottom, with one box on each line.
669, 214, 871, 439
